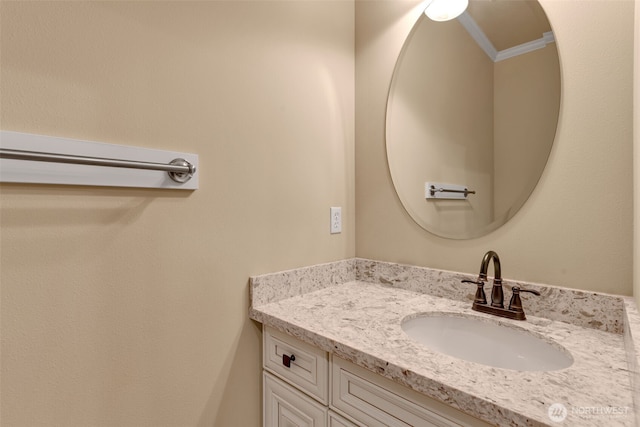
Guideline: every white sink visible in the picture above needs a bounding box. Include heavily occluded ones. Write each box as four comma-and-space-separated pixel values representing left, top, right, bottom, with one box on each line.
401, 314, 573, 371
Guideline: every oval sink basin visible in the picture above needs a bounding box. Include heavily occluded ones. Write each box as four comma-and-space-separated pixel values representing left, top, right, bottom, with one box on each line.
401, 314, 573, 371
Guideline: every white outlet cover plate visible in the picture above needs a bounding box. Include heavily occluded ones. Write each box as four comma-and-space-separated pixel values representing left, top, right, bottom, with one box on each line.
330, 207, 342, 234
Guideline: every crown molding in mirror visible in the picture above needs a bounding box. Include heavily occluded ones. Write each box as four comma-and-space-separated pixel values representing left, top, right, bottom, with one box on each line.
457, 12, 556, 63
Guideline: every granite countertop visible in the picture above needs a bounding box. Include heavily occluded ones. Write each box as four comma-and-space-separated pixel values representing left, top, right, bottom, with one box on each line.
249, 259, 638, 427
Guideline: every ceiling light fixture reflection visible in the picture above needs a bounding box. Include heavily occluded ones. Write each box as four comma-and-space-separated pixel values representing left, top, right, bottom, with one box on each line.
424, 0, 469, 22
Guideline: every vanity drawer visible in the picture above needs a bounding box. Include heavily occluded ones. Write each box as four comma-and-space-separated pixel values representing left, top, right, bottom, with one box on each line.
264, 372, 327, 427
264, 326, 329, 404
331, 356, 491, 427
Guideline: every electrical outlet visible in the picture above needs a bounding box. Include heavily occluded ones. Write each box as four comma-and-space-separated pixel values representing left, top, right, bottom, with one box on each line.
330, 207, 342, 234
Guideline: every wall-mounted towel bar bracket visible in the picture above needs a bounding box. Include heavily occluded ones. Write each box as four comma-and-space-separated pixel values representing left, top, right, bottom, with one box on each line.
425, 182, 475, 200
0, 131, 199, 190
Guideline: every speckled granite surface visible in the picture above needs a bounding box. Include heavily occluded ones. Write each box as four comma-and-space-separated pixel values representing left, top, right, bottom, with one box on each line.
249, 259, 637, 426
355, 259, 625, 334
623, 298, 640, 426
250, 258, 356, 306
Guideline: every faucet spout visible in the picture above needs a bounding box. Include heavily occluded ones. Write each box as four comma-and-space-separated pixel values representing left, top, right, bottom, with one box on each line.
462, 250, 540, 320
479, 250, 503, 308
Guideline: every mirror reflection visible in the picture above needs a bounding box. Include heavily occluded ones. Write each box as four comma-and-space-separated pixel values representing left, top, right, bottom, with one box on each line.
386, 0, 560, 239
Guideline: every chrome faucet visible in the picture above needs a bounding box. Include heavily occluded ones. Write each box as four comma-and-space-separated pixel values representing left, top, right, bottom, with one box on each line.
462, 250, 540, 320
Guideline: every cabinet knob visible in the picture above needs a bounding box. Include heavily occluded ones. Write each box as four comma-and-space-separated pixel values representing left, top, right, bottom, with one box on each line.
283, 354, 295, 368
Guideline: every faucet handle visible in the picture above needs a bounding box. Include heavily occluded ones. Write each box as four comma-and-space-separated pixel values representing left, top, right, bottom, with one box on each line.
462, 278, 487, 305
508, 286, 540, 313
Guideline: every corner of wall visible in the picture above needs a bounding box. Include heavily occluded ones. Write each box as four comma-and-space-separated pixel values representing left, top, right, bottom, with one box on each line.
635, 0, 640, 308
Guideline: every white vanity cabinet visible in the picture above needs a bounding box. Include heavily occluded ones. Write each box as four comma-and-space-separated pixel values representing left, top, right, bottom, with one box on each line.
264, 373, 327, 427
262, 326, 492, 427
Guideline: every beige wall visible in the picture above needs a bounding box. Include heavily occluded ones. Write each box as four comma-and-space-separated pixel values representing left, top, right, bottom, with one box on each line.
635, 0, 640, 307
356, 0, 634, 295
0, 2, 354, 426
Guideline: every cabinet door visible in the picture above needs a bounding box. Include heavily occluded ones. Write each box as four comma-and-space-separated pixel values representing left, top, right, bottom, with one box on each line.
328, 411, 360, 427
264, 372, 327, 427
331, 356, 492, 427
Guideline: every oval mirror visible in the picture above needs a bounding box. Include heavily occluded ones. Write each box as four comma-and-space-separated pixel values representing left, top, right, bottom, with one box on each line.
386, 0, 560, 239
